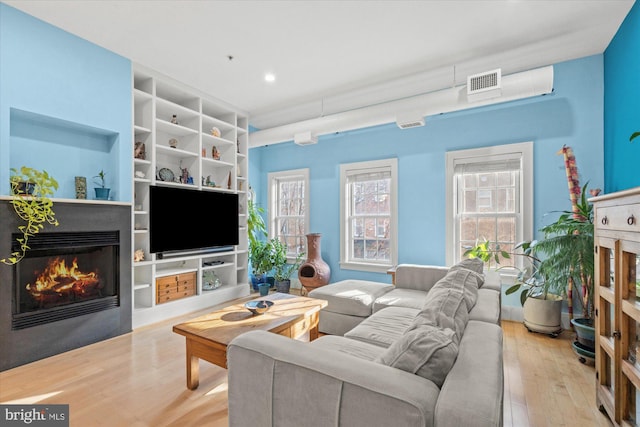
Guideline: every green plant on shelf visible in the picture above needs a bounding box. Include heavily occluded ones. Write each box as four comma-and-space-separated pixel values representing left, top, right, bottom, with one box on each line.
1, 167, 59, 265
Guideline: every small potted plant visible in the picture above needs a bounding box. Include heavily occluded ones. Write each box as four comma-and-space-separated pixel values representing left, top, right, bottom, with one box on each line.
93, 169, 110, 200
271, 238, 305, 293
1, 166, 59, 265
250, 239, 277, 296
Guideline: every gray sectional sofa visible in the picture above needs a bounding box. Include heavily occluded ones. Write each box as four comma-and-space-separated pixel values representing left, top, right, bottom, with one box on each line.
227, 259, 503, 427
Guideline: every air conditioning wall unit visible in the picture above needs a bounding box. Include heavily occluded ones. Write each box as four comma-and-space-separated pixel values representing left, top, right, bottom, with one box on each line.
294, 131, 318, 146
467, 68, 502, 102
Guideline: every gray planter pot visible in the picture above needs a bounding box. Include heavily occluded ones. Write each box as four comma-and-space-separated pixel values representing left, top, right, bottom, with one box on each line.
523, 293, 563, 337
275, 279, 291, 293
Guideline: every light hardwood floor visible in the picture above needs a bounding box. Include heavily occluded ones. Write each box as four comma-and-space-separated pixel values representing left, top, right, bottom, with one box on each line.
1, 295, 613, 427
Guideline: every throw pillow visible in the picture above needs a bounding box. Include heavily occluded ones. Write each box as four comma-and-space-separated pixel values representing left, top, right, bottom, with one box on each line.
412, 285, 468, 342
429, 268, 479, 312
377, 325, 458, 388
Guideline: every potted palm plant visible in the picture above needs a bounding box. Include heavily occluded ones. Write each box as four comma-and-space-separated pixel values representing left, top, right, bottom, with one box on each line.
469, 184, 595, 343
271, 238, 304, 293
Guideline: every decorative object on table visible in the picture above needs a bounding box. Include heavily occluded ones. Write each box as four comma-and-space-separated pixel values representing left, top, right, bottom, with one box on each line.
202, 148, 206, 157
272, 238, 305, 294
227, 172, 232, 189
169, 138, 178, 148
212, 146, 220, 160
298, 233, 331, 294
202, 270, 222, 291
237, 139, 240, 153
244, 300, 273, 315
2, 167, 59, 265
211, 127, 221, 137
205, 175, 215, 187
74, 176, 87, 199
170, 114, 178, 124
134, 141, 146, 160
157, 167, 175, 182
589, 188, 601, 197
93, 169, 110, 200
135, 170, 146, 179
133, 249, 145, 262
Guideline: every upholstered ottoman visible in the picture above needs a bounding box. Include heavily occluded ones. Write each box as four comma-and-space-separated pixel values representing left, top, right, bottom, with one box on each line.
308, 279, 394, 336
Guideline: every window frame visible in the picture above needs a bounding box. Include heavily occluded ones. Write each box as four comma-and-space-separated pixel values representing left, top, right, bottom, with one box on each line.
267, 168, 310, 260
445, 142, 533, 271
340, 158, 398, 273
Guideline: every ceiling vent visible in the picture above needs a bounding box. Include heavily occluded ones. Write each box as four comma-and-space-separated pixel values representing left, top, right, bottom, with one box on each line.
294, 131, 318, 146
467, 68, 502, 102
396, 113, 425, 129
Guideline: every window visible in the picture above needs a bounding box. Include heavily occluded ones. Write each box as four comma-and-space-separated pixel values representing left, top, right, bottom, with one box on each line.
340, 158, 398, 272
268, 169, 309, 258
445, 142, 533, 269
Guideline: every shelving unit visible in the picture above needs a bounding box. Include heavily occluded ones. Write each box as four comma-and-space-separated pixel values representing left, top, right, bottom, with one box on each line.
593, 187, 640, 426
131, 66, 250, 328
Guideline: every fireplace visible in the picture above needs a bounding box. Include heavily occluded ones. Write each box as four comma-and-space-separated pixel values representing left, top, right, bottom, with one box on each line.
0, 200, 131, 371
12, 231, 120, 330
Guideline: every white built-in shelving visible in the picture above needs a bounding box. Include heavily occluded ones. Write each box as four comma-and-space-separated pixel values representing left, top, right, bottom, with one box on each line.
131, 65, 250, 328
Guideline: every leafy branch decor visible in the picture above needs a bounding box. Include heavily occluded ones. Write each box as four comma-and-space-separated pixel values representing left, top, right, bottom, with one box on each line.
1, 167, 59, 265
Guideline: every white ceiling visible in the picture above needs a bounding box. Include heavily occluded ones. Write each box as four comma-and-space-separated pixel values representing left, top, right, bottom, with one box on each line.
3, 0, 635, 130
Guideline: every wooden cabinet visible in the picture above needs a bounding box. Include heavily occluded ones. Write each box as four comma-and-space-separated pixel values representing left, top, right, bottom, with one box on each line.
593, 187, 640, 426
156, 272, 197, 304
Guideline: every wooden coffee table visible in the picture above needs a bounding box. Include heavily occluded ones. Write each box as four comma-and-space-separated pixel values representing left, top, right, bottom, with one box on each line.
172, 292, 327, 389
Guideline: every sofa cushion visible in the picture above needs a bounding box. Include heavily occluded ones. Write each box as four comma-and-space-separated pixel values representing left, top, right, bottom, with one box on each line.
412, 285, 468, 343
345, 307, 421, 348
433, 268, 479, 312
372, 288, 429, 313
468, 288, 501, 324
394, 264, 449, 292
309, 280, 394, 317
376, 325, 459, 388
451, 257, 484, 274
309, 335, 386, 361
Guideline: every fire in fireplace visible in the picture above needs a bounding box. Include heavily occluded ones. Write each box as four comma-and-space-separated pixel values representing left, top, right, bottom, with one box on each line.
12, 231, 119, 329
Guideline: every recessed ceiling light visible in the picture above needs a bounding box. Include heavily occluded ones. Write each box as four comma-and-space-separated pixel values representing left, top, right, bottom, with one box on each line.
264, 73, 276, 83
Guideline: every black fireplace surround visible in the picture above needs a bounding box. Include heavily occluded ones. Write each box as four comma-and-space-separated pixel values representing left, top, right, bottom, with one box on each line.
0, 200, 131, 371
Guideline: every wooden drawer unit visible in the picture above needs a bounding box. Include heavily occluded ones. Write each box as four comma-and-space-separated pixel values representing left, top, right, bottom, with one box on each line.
156, 272, 197, 305
596, 203, 640, 232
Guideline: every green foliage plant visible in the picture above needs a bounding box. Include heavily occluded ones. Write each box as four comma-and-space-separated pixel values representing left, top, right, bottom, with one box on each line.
631, 131, 640, 142
465, 183, 595, 319
247, 198, 267, 250
93, 169, 107, 188
271, 238, 305, 282
1, 167, 59, 265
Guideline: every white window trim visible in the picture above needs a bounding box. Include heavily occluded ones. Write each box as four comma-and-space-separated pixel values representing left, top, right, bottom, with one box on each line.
267, 168, 310, 259
445, 142, 533, 269
340, 158, 398, 273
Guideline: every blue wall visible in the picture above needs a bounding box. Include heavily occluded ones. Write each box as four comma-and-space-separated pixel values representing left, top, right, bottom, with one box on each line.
250, 56, 605, 287
604, 1, 640, 192
0, 4, 132, 200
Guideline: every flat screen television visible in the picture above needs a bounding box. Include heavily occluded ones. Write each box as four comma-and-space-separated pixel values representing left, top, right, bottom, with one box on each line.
149, 185, 239, 256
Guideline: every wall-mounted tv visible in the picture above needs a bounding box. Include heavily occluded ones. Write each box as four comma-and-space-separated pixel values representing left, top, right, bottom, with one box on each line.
149, 185, 239, 256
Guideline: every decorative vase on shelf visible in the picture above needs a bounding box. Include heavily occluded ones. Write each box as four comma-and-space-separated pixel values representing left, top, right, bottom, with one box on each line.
95, 188, 110, 200
298, 233, 331, 294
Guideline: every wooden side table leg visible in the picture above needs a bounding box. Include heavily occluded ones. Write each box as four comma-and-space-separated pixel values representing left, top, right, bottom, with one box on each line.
186, 339, 200, 390
309, 312, 320, 341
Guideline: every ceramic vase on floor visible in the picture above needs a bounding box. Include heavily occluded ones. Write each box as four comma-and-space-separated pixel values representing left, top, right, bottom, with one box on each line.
298, 233, 330, 294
